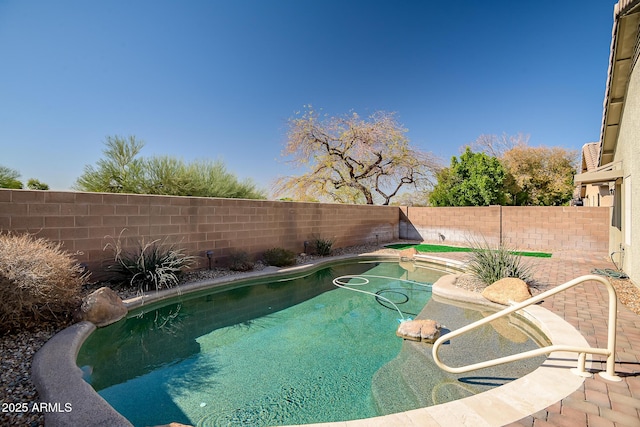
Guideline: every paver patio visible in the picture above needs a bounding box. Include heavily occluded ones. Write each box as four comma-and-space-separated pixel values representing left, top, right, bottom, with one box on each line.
432, 250, 640, 427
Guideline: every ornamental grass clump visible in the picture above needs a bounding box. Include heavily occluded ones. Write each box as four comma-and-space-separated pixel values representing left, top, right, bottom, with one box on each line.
0, 232, 87, 333
466, 240, 534, 286
311, 235, 334, 256
105, 234, 195, 293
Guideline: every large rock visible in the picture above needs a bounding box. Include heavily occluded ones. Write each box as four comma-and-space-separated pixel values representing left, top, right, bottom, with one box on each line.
481, 278, 531, 305
399, 247, 418, 260
78, 287, 127, 327
396, 319, 441, 343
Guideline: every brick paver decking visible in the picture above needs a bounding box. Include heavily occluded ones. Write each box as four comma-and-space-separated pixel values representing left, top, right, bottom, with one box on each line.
468, 251, 640, 427
422, 250, 639, 426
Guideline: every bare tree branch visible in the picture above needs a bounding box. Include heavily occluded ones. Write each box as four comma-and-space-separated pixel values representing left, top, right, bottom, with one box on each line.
273, 107, 441, 204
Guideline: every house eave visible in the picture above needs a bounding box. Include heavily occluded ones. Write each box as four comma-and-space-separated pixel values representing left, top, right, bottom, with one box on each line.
599, 0, 640, 166
574, 161, 624, 185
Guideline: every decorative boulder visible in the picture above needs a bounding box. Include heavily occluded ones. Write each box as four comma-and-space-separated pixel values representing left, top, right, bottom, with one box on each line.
399, 247, 418, 260
396, 319, 441, 343
481, 278, 531, 305
78, 287, 127, 327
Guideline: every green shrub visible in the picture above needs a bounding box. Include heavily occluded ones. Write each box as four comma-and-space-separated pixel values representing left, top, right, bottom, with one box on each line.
311, 235, 334, 256
0, 232, 87, 333
104, 234, 195, 292
227, 250, 255, 272
466, 240, 534, 286
263, 247, 296, 267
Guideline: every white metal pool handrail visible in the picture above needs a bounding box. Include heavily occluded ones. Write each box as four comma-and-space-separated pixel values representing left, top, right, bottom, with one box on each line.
432, 274, 622, 382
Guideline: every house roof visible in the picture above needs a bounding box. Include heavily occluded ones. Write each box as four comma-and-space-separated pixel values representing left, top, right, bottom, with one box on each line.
581, 142, 601, 173
598, 0, 640, 167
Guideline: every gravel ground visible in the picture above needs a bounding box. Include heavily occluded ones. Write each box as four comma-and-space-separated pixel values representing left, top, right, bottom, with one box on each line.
1, 244, 638, 427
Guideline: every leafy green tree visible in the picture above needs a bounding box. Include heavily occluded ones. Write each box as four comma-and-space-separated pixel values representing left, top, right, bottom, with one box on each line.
466, 134, 577, 206
429, 148, 506, 206
274, 107, 440, 205
0, 165, 23, 189
74, 135, 265, 199
26, 179, 50, 190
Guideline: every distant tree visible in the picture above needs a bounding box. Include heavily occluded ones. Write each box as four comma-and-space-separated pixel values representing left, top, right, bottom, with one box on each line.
466, 132, 530, 158
274, 107, 441, 205
0, 165, 23, 189
26, 179, 50, 190
466, 133, 578, 206
390, 191, 431, 207
174, 159, 265, 199
75, 135, 265, 199
429, 148, 506, 206
74, 135, 145, 193
501, 145, 577, 206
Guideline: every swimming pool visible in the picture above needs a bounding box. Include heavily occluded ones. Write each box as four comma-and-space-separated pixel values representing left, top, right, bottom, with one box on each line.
77, 260, 546, 427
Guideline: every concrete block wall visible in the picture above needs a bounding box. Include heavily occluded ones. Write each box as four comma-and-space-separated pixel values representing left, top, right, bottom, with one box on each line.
501, 206, 610, 252
0, 189, 611, 277
0, 189, 399, 273
400, 206, 610, 253
400, 206, 502, 246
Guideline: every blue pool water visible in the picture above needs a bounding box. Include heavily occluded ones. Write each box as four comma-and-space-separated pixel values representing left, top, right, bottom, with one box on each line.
77, 260, 544, 426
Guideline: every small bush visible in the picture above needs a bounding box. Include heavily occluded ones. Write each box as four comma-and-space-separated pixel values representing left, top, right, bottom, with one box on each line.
263, 247, 296, 267
104, 234, 195, 292
311, 235, 334, 256
0, 233, 87, 333
466, 240, 534, 286
227, 250, 255, 272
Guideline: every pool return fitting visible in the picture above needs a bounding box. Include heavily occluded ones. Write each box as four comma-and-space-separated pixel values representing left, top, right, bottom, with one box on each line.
432, 274, 622, 382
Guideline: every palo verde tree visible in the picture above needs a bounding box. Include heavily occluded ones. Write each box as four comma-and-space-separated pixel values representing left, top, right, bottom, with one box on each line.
273, 107, 440, 205
74, 135, 265, 199
75, 135, 145, 193
429, 148, 506, 206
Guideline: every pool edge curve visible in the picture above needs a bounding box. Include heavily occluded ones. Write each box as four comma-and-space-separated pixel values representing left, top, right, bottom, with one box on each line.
32, 253, 588, 427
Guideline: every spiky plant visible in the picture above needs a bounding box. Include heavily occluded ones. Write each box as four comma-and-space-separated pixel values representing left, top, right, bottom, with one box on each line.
466, 239, 534, 286
105, 234, 195, 292
311, 234, 334, 256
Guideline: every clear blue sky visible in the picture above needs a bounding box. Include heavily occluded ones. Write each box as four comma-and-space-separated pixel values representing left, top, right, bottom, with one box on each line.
0, 0, 617, 193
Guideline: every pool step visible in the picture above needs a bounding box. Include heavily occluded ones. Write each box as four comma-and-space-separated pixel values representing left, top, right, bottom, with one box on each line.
371, 340, 478, 415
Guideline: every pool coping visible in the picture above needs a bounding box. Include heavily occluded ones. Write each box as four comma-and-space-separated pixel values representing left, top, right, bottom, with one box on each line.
31, 253, 590, 427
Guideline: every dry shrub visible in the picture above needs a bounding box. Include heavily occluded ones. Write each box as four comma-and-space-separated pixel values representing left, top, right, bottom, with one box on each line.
263, 247, 296, 267
0, 232, 87, 333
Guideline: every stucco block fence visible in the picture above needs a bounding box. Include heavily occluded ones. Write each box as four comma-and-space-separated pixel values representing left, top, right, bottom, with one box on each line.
0, 189, 398, 276
400, 206, 610, 253
0, 189, 609, 277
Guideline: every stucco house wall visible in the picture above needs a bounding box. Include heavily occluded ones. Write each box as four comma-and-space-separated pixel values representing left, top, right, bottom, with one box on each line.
613, 55, 640, 281
574, 1, 640, 284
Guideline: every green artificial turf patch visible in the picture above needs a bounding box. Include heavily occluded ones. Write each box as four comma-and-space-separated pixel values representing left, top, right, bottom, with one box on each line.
385, 243, 551, 258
